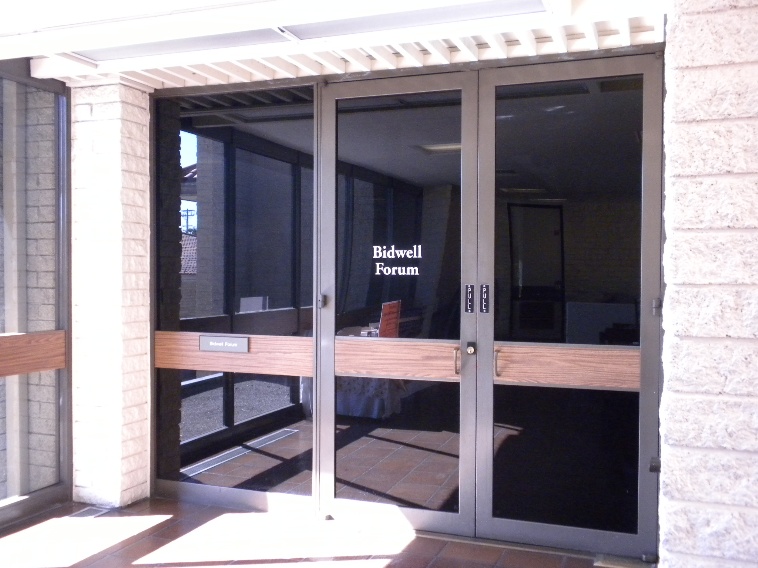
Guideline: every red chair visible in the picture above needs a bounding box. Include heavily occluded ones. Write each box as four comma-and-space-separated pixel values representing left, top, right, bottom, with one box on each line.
378, 300, 401, 338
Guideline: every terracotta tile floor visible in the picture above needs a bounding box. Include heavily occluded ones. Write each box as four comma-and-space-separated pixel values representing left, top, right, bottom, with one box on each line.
0, 497, 599, 567
182, 420, 314, 496
180, 416, 461, 512
335, 418, 459, 511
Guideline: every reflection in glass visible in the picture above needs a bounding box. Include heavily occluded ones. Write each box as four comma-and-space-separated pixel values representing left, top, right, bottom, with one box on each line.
235, 151, 294, 313
335, 381, 459, 511
177, 370, 311, 495
155, 88, 315, 494
0, 80, 62, 501
492, 77, 643, 532
334, 91, 462, 511
233, 374, 299, 425
180, 134, 226, 320
493, 386, 638, 532
180, 372, 225, 441
493, 78, 642, 346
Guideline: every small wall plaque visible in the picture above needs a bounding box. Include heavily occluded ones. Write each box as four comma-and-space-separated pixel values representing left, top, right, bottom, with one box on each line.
199, 335, 249, 353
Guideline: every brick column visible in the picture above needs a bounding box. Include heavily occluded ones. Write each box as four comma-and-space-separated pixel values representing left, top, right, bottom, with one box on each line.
70, 82, 151, 507
154, 99, 181, 480
661, 2, 758, 566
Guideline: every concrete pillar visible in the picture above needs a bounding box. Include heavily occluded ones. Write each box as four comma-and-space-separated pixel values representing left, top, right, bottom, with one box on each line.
660, 1, 758, 566
70, 82, 151, 507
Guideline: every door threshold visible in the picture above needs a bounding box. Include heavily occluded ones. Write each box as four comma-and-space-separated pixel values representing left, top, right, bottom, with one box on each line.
415, 529, 593, 560
594, 554, 656, 567
415, 531, 655, 567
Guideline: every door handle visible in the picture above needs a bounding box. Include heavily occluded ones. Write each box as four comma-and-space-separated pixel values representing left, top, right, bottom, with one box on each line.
494, 348, 504, 377
453, 347, 461, 375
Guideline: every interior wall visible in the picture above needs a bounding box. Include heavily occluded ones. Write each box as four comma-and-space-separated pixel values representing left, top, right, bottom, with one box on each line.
416, 185, 453, 315
235, 150, 294, 311
563, 196, 641, 304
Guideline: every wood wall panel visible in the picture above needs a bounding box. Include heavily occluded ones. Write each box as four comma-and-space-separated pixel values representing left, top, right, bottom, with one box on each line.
494, 343, 640, 391
335, 338, 460, 381
154, 331, 313, 376
0, 330, 66, 377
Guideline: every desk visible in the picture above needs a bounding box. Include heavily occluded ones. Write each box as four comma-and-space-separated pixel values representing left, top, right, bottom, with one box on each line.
336, 325, 378, 337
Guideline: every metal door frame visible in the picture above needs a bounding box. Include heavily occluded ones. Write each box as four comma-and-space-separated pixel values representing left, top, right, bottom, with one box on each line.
316, 71, 479, 535
475, 54, 663, 559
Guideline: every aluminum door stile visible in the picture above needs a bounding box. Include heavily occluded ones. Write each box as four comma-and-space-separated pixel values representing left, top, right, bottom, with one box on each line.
316, 80, 337, 516
475, 67, 497, 543
475, 54, 663, 559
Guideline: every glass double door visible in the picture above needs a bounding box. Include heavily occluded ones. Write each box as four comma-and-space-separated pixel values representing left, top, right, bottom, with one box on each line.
317, 56, 661, 558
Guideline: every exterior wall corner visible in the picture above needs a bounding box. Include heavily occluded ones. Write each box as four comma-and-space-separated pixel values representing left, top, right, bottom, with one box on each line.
70, 81, 151, 507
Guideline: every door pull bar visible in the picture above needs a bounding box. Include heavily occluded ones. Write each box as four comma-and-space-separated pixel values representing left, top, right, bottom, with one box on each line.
453, 347, 461, 375
494, 348, 504, 378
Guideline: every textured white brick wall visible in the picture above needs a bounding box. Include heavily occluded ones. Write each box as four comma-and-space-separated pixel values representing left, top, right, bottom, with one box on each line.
71, 82, 151, 507
661, 1, 758, 566
1, 83, 59, 498
24, 88, 59, 492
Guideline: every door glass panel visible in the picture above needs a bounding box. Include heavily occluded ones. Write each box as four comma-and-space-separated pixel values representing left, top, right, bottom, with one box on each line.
492, 77, 642, 532
334, 91, 462, 512
155, 88, 315, 496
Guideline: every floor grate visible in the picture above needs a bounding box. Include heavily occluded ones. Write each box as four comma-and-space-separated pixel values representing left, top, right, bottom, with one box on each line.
181, 428, 298, 477
67, 506, 110, 518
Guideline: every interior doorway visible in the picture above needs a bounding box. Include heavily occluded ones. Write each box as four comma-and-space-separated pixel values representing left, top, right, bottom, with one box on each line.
507, 204, 565, 342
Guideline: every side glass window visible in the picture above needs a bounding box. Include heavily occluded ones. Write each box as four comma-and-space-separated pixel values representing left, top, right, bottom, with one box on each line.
155, 90, 315, 495
179, 132, 226, 320
0, 79, 63, 501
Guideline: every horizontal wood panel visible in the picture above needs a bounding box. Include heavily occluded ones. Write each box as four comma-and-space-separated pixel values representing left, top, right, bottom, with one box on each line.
155, 333, 640, 389
154, 331, 313, 376
335, 338, 460, 381
494, 344, 640, 391
0, 330, 66, 377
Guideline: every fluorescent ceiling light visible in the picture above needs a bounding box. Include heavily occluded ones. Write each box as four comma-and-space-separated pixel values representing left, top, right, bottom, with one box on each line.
76, 29, 285, 61
286, 0, 545, 40
420, 143, 462, 154
498, 187, 545, 193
